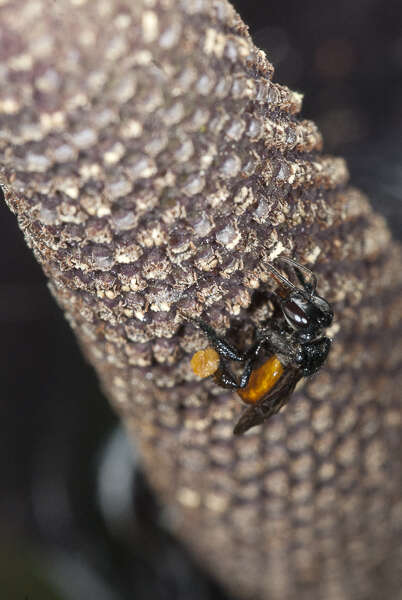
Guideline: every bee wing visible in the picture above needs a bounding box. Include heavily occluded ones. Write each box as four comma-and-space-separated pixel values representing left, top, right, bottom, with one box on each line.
274, 256, 317, 294
265, 262, 296, 299
233, 368, 302, 435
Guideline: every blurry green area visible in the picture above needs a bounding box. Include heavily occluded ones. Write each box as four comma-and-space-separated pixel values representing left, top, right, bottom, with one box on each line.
0, 543, 62, 600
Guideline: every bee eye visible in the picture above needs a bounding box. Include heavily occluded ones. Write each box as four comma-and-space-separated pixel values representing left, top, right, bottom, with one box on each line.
282, 297, 309, 329
312, 296, 333, 328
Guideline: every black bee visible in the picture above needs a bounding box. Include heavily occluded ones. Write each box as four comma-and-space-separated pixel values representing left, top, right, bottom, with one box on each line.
192, 257, 333, 434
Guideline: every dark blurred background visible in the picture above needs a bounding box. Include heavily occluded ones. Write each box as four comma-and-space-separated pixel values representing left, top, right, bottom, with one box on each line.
1, 1, 402, 598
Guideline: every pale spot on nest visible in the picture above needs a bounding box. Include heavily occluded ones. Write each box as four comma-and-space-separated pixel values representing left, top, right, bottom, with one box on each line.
0, 98, 20, 114
196, 72, 216, 95
78, 163, 101, 181
127, 155, 157, 180
173, 138, 194, 162
105, 35, 128, 61
187, 107, 209, 130
173, 66, 197, 94
142, 11, 159, 43
132, 50, 152, 66
276, 161, 290, 184
113, 375, 126, 389
207, 186, 230, 208
62, 184, 79, 200
90, 245, 114, 270
215, 224, 241, 249
205, 493, 229, 513
182, 173, 205, 196
318, 462, 335, 482
9, 53, 34, 71
199, 143, 217, 169
39, 206, 58, 225
110, 74, 137, 103
26, 153, 51, 172
219, 155, 241, 178
105, 176, 132, 200
224, 38, 239, 62
145, 133, 168, 157
177, 487, 201, 508
253, 198, 270, 223
163, 101, 185, 126
103, 142, 125, 165
30, 30, 54, 59
215, 75, 232, 98
121, 119, 143, 139
159, 22, 182, 49
112, 209, 136, 231
79, 28, 96, 47
116, 242, 142, 265
204, 28, 226, 57
114, 13, 131, 28
195, 247, 218, 271
225, 118, 245, 141
71, 128, 97, 150
305, 245, 321, 263
268, 242, 286, 260
182, 0, 207, 16
193, 215, 212, 237
53, 144, 76, 163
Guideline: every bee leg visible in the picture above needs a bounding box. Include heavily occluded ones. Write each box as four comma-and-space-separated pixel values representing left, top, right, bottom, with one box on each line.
213, 362, 240, 389
237, 340, 266, 388
216, 339, 266, 390
193, 318, 245, 362
238, 357, 254, 388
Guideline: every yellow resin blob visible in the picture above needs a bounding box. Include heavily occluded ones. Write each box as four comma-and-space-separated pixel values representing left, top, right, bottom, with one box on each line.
191, 347, 220, 378
238, 355, 284, 405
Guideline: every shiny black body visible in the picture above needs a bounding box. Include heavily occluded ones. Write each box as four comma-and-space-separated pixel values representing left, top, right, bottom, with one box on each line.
194, 257, 333, 434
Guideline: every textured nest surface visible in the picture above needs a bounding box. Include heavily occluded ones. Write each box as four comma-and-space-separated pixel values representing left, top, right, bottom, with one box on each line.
1, 1, 402, 598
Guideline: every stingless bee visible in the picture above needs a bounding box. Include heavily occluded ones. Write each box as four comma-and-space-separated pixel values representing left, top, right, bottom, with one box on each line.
190, 257, 333, 434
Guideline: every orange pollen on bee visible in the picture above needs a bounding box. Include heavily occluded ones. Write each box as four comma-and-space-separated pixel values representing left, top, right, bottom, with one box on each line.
191, 347, 220, 378
238, 355, 284, 405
